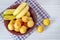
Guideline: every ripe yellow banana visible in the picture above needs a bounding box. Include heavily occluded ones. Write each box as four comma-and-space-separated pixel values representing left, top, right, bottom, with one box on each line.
13, 2, 27, 16
16, 5, 29, 19
3, 9, 15, 16
2, 9, 16, 20
4, 15, 16, 20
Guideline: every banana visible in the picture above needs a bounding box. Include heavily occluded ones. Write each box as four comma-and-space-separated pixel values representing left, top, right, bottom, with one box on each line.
3, 2, 29, 20
16, 5, 29, 19
3, 9, 15, 16
2, 9, 16, 20
4, 15, 16, 20
13, 2, 27, 16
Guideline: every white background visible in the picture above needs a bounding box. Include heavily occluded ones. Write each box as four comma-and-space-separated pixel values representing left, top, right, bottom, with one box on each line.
0, 0, 60, 40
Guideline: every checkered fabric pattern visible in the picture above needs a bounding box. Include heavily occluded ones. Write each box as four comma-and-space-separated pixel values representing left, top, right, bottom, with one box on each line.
0, 0, 50, 40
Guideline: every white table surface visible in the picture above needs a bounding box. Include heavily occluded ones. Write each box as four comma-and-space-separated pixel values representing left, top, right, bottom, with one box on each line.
0, 0, 60, 40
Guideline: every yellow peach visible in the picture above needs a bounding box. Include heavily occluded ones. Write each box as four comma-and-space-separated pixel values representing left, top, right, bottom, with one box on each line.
14, 19, 21, 29
43, 18, 50, 26
25, 11, 30, 17
14, 28, 20, 32
20, 26, 27, 34
37, 26, 44, 33
27, 20, 34, 28
28, 17, 33, 21
22, 16, 28, 22
8, 20, 15, 30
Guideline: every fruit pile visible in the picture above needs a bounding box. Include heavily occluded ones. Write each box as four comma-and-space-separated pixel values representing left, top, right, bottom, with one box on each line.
3, 2, 34, 34
3, 2, 51, 34
8, 17, 34, 34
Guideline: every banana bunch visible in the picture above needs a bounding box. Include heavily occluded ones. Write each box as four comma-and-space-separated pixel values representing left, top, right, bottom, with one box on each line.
13, 2, 29, 19
16, 5, 29, 19
13, 2, 27, 16
3, 2, 29, 20
3, 9, 16, 20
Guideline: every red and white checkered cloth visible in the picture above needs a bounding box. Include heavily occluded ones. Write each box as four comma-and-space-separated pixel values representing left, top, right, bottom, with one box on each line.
0, 0, 50, 40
